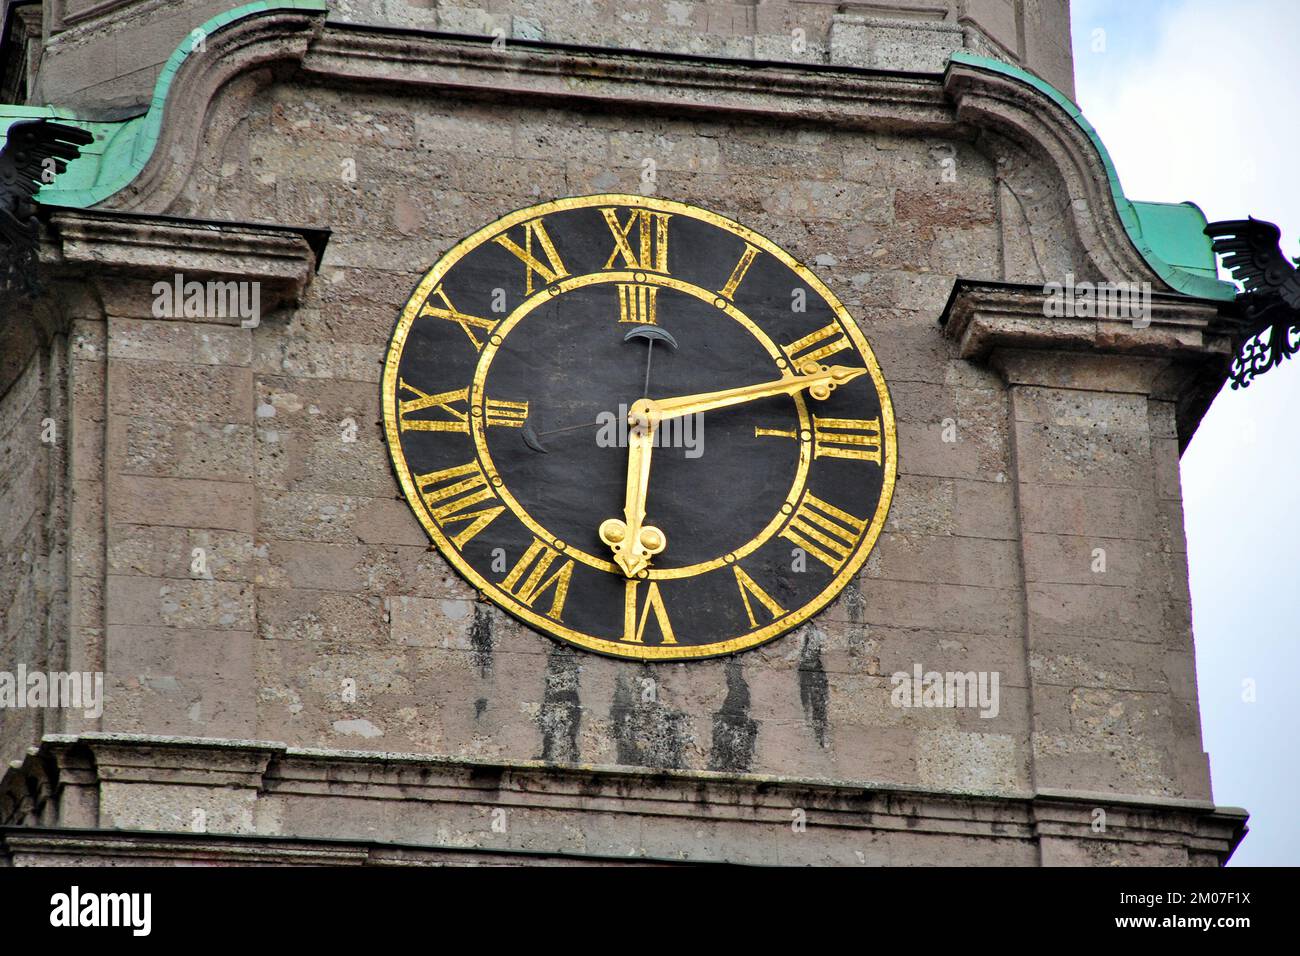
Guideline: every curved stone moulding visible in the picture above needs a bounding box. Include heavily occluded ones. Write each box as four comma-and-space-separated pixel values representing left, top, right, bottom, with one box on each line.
945, 52, 1233, 302
6, 3, 1233, 304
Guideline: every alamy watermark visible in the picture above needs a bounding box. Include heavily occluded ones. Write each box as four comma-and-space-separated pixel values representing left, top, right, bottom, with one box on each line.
890, 663, 1000, 719
1043, 272, 1151, 327
596, 405, 704, 458
0, 665, 103, 719
50, 886, 151, 936
152, 273, 261, 328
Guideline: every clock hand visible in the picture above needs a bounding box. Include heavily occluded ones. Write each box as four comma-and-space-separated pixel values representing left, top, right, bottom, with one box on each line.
650, 364, 867, 422
523, 326, 680, 454
521, 417, 603, 453
598, 401, 667, 577
623, 325, 678, 399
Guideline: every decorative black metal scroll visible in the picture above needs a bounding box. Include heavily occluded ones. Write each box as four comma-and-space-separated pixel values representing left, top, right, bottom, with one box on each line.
0, 118, 94, 295
1205, 217, 1300, 389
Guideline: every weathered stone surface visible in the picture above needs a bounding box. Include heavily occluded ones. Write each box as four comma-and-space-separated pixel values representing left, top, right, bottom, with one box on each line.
0, 6, 1245, 865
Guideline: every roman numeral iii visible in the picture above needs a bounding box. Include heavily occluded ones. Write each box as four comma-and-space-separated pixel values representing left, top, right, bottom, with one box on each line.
755, 415, 883, 465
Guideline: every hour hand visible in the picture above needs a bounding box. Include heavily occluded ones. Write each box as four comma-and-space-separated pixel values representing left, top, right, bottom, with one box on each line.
652, 364, 867, 422
599, 400, 667, 577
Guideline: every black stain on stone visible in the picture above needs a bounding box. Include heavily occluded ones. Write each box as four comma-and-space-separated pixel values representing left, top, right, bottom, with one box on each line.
610, 669, 689, 770
708, 658, 758, 772
536, 644, 581, 764
474, 697, 488, 720
469, 604, 494, 677
799, 629, 830, 749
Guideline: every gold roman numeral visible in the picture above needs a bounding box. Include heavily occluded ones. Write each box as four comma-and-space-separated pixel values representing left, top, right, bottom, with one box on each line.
493, 218, 569, 295
812, 417, 882, 463
500, 538, 574, 620
602, 208, 671, 272
718, 243, 761, 300
412, 461, 505, 548
755, 415, 882, 465
617, 283, 658, 325
783, 322, 849, 370
398, 381, 528, 433
733, 566, 786, 629
622, 580, 677, 645
484, 397, 530, 428
419, 285, 498, 352
779, 491, 867, 572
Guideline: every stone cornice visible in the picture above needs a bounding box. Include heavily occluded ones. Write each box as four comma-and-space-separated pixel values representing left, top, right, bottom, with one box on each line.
21, 9, 1226, 311
103, 5, 327, 212
1, 733, 1248, 865
0, 826, 693, 866
940, 280, 1233, 364
939, 280, 1235, 446
38, 208, 325, 312
301, 26, 952, 128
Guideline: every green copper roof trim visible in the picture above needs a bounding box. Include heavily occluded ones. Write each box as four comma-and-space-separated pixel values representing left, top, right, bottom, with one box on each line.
0, 0, 327, 208
947, 50, 1234, 302
0, 12, 1231, 303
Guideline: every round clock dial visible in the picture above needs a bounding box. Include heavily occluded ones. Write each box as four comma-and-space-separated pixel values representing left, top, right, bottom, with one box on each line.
383, 195, 896, 660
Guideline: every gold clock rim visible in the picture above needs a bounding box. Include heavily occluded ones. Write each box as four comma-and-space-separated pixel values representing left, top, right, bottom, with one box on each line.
469, 268, 814, 579
383, 193, 898, 662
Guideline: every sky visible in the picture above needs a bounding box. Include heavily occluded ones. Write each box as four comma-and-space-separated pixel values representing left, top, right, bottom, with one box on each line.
1070, 0, 1300, 866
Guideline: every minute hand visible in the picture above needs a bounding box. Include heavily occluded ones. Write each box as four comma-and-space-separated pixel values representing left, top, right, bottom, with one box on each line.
652, 365, 867, 421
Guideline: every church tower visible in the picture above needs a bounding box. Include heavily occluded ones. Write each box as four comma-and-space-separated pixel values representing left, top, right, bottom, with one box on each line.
0, 0, 1247, 864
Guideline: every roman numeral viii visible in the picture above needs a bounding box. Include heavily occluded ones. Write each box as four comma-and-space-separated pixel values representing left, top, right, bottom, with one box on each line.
412, 460, 504, 548
779, 492, 867, 572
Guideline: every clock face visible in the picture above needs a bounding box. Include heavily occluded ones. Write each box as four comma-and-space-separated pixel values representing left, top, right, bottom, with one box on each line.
382, 195, 896, 660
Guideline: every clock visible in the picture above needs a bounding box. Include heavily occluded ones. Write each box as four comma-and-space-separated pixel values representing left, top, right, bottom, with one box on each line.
382, 194, 896, 660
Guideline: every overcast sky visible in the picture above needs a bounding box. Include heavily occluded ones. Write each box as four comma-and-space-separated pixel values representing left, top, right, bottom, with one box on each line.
1071, 0, 1299, 866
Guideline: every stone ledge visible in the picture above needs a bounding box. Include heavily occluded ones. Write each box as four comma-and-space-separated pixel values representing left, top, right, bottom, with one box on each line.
938, 280, 1234, 446
1, 733, 1248, 865
302, 26, 953, 130
939, 280, 1232, 363
0, 827, 665, 866
37, 208, 327, 317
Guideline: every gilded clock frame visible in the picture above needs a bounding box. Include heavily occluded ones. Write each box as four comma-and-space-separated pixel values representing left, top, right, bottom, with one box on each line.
382, 194, 898, 661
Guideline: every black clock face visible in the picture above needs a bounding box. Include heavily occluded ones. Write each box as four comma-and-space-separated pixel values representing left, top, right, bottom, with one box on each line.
383, 195, 896, 660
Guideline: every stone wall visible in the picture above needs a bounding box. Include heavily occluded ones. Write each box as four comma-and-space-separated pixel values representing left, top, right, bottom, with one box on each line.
30, 30, 1197, 805
28, 0, 1074, 111
0, 7, 1245, 864
0, 350, 52, 768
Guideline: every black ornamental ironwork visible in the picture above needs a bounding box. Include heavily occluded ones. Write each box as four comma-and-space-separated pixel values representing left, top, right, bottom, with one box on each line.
0, 118, 94, 295
1205, 217, 1300, 389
